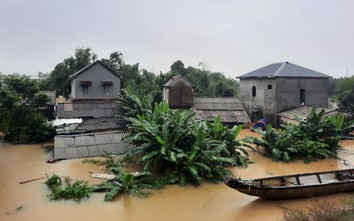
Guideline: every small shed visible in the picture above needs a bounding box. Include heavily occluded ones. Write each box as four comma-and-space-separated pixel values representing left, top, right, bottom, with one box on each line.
54, 131, 135, 159
193, 97, 251, 127
163, 75, 195, 108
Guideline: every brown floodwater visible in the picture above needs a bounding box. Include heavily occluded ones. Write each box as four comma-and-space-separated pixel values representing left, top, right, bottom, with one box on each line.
1, 130, 354, 221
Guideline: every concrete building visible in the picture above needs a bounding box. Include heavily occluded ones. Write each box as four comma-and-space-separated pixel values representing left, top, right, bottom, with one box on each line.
238, 62, 331, 126
69, 60, 121, 100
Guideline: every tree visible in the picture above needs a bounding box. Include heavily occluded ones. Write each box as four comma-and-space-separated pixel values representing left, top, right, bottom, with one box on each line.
48, 47, 97, 97
0, 75, 54, 143
170, 60, 186, 76
101, 51, 125, 74
334, 76, 354, 112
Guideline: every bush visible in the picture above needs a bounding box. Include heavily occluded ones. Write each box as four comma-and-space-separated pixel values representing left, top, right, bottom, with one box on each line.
246, 107, 346, 162
45, 174, 92, 202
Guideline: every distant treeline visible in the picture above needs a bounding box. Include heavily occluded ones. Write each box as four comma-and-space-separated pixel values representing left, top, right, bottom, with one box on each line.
38, 47, 239, 102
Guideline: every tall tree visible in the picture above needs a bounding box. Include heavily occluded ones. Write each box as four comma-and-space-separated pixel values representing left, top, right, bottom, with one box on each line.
49, 47, 97, 97
0, 75, 54, 142
334, 76, 354, 112
170, 60, 186, 76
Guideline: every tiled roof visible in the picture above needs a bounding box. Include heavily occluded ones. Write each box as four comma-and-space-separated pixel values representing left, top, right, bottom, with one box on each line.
193, 97, 250, 124
54, 131, 135, 159
56, 100, 121, 119
74, 118, 127, 133
238, 62, 331, 79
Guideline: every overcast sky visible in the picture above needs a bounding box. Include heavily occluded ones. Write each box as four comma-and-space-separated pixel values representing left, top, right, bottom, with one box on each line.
1, 0, 354, 78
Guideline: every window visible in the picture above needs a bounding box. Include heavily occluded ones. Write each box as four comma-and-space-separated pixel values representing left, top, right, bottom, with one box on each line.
80, 80, 91, 95
101, 81, 113, 96
103, 85, 111, 95
300, 89, 305, 105
268, 84, 272, 89
82, 85, 89, 94
252, 86, 256, 97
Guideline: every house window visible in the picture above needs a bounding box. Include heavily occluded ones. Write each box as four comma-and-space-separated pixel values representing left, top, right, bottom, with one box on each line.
101, 81, 113, 96
80, 80, 91, 95
82, 85, 89, 94
103, 85, 111, 95
252, 86, 256, 97
300, 89, 305, 105
268, 85, 272, 89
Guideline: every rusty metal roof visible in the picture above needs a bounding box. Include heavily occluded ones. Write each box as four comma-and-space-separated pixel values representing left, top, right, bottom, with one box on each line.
54, 131, 135, 159
193, 97, 250, 123
56, 100, 121, 119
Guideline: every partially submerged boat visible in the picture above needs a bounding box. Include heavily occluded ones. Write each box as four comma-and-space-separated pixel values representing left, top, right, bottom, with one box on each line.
224, 169, 354, 199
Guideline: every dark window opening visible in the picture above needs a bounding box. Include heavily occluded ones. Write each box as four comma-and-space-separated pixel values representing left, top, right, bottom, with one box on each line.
268, 84, 272, 89
300, 89, 305, 105
103, 85, 111, 95
82, 85, 89, 94
252, 86, 256, 97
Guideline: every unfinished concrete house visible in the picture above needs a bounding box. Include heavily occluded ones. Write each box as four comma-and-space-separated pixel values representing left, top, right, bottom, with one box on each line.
238, 62, 331, 126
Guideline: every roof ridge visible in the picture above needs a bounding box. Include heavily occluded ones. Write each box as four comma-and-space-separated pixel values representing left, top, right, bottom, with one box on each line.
273, 62, 288, 77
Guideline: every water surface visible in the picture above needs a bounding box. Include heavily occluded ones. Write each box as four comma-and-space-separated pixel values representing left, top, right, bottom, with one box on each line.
1, 130, 354, 221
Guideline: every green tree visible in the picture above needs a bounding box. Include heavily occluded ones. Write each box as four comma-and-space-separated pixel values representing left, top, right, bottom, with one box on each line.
119, 87, 250, 186
334, 76, 354, 112
101, 51, 125, 74
0, 75, 54, 143
170, 60, 186, 76
48, 47, 97, 97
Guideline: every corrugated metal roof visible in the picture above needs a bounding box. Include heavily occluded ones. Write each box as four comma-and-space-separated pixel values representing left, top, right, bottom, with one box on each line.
276, 106, 338, 120
193, 97, 245, 110
69, 60, 119, 79
163, 75, 195, 87
74, 118, 126, 133
238, 62, 331, 79
56, 100, 122, 119
192, 97, 250, 124
54, 131, 135, 159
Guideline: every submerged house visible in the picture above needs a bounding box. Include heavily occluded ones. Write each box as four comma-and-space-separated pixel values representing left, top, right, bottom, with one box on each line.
55, 60, 125, 134
238, 62, 331, 127
163, 75, 251, 126
53, 61, 128, 159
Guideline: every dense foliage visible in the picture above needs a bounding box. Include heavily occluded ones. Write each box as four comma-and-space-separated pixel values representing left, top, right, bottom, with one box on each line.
118, 87, 250, 187
246, 107, 347, 162
91, 165, 159, 201
40, 47, 238, 101
45, 174, 92, 202
331, 76, 354, 112
0, 75, 55, 143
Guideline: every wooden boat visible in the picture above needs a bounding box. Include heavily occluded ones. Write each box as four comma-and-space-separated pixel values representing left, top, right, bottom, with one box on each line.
224, 169, 354, 199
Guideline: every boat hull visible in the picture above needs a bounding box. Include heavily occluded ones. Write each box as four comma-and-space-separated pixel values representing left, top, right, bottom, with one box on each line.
224, 169, 354, 199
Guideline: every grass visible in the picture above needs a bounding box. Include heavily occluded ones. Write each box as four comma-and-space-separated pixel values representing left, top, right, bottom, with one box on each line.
281, 197, 354, 221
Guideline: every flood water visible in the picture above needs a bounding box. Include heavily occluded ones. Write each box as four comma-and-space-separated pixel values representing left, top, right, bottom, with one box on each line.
1, 130, 354, 221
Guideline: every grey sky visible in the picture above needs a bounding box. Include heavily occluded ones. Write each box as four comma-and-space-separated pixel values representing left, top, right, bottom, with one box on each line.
1, 0, 353, 78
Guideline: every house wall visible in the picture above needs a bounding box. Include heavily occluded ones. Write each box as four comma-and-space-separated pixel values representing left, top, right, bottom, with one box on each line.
71, 64, 120, 100
275, 78, 329, 113
240, 77, 329, 126
239, 78, 277, 123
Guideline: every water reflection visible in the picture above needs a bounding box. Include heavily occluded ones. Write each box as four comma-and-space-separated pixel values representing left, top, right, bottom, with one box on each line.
0, 130, 354, 221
